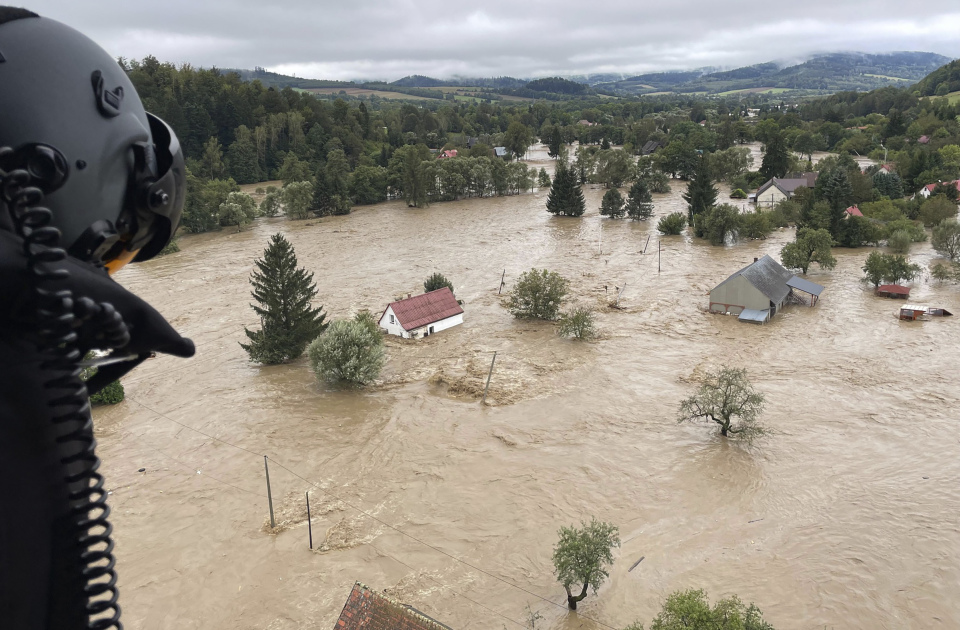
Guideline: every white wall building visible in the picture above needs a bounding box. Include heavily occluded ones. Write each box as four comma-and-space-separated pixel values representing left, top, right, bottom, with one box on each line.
378, 288, 464, 339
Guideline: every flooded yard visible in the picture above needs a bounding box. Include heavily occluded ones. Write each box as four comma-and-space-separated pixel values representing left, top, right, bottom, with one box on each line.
97, 146, 960, 630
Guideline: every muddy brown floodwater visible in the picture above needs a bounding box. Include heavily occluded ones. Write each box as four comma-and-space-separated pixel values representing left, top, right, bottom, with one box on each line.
96, 145, 960, 630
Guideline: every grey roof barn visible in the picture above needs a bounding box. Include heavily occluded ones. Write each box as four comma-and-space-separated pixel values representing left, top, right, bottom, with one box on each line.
708, 255, 823, 324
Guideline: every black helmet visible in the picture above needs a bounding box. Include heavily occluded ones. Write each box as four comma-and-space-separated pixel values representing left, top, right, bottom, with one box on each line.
0, 7, 185, 271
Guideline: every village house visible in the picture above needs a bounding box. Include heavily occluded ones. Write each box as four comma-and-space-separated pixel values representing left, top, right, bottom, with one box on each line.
577, 119, 597, 126
708, 255, 824, 324
493, 146, 508, 159
750, 173, 818, 207
876, 284, 911, 299
846, 205, 863, 217
641, 139, 665, 155
437, 149, 458, 159
333, 583, 453, 630
918, 180, 960, 198
379, 287, 463, 339
876, 164, 896, 176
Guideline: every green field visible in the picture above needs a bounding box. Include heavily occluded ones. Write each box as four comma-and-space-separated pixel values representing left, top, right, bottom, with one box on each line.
946, 91, 960, 105
864, 73, 910, 81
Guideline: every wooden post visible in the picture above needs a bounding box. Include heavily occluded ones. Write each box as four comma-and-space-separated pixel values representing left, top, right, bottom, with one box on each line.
306, 491, 313, 550
643, 235, 650, 254
658, 240, 661, 274
481, 351, 497, 405
497, 270, 506, 295
264, 456, 275, 529
616, 283, 627, 308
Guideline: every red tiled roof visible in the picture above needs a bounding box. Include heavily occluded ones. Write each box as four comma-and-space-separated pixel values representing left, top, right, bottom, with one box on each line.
924, 180, 960, 192
878, 284, 910, 295
918, 135, 930, 144
438, 150, 458, 159
846, 205, 863, 217
386, 288, 463, 331
334, 583, 452, 630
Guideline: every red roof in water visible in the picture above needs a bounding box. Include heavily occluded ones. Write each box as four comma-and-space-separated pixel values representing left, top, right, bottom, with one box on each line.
878, 284, 911, 295
334, 583, 452, 630
385, 288, 463, 331
846, 205, 863, 217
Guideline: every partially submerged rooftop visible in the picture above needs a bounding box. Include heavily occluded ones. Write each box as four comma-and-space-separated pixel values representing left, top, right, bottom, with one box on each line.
334, 583, 453, 630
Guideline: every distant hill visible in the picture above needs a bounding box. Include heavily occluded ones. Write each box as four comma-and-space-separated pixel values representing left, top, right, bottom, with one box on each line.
225, 67, 355, 90
390, 75, 445, 87
596, 52, 952, 96
525, 77, 589, 94
913, 58, 960, 96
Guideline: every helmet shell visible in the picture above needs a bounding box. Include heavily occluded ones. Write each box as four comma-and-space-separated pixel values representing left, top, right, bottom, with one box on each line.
0, 11, 182, 263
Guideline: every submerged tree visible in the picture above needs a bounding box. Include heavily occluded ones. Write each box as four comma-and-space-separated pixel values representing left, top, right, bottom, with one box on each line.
241, 234, 328, 364
682, 155, 718, 224
624, 589, 775, 630
759, 132, 791, 180
557, 306, 597, 339
657, 212, 687, 235
307, 313, 385, 385
678, 367, 765, 440
424, 272, 454, 294
509, 269, 568, 320
780, 228, 836, 274
548, 126, 563, 159
625, 179, 654, 221
599, 187, 625, 218
546, 155, 586, 217
552, 518, 620, 610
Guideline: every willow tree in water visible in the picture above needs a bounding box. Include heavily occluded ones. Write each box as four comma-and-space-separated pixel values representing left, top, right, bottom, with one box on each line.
678, 367, 765, 440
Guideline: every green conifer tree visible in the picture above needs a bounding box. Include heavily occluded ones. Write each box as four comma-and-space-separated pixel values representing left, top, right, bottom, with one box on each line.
546, 157, 586, 217
600, 188, 625, 218
759, 132, 791, 180
682, 155, 718, 224
241, 234, 328, 364
625, 179, 654, 220
311, 166, 332, 216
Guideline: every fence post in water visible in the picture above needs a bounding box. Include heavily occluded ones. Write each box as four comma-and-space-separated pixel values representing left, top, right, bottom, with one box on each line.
643, 235, 650, 254
498, 270, 506, 295
481, 351, 497, 405
658, 240, 661, 274
264, 456, 275, 529
305, 491, 313, 550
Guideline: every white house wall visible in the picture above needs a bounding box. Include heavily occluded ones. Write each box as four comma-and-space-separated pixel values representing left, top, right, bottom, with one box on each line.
379, 306, 410, 338
709, 276, 772, 315
379, 309, 464, 339
756, 187, 786, 208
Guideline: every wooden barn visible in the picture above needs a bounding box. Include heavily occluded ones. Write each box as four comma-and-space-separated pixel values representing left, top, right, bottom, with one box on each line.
378, 288, 463, 339
709, 255, 824, 324
877, 285, 911, 299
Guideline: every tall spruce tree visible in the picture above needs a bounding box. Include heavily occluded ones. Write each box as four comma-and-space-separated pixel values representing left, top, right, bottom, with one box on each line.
625, 179, 654, 220
682, 155, 718, 223
241, 234, 328, 364
600, 188, 625, 218
822, 168, 854, 237
549, 127, 563, 159
546, 156, 586, 217
759, 132, 791, 180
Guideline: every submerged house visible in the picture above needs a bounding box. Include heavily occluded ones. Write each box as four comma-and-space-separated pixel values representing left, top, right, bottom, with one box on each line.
334, 583, 453, 630
379, 288, 464, 339
750, 173, 818, 207
708, 255, 824, 324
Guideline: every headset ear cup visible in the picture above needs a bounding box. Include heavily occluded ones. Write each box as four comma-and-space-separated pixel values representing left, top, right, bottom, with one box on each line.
133, 114, 185, 262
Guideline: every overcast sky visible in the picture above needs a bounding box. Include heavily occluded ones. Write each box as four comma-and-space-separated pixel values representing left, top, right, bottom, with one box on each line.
31, 1, 960, 81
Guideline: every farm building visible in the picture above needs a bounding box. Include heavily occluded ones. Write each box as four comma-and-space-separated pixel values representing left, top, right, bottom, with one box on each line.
918, 180, 960, 198
750, 173, 818, 207
334, 582, 453, 630
379, 288, 463, 339
876, 285, 910, 299
709, 255, 824, 324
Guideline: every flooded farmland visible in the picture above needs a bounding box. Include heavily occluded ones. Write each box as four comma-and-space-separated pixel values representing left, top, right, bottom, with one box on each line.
96, 146, 960, 630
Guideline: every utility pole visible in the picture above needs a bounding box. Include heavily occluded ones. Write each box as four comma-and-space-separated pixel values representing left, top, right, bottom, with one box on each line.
658, 240, 661, 274
481, 351, 497, 405
498, 270, 505, 295
264, 456, 275, 529
306, 491, 313, 550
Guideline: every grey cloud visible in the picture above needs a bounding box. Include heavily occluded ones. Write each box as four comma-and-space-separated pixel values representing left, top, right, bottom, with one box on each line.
31, 1, 960, 80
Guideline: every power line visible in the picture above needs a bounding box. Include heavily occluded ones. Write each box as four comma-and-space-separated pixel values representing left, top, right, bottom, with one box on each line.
123, 391, 617, 629
367, 543, 528, 630
266, 459, 617, 630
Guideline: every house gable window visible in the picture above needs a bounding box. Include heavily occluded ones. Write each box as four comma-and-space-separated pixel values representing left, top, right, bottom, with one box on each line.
389, 314, 395, 324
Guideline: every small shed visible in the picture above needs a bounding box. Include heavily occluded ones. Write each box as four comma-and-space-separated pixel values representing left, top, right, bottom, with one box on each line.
493, 146, 508, 159
786, 276, 825, 306
379, 288, 464, 339
877, 285, 910, 299
900, 304, 926, 320
738, 309, 770, 325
